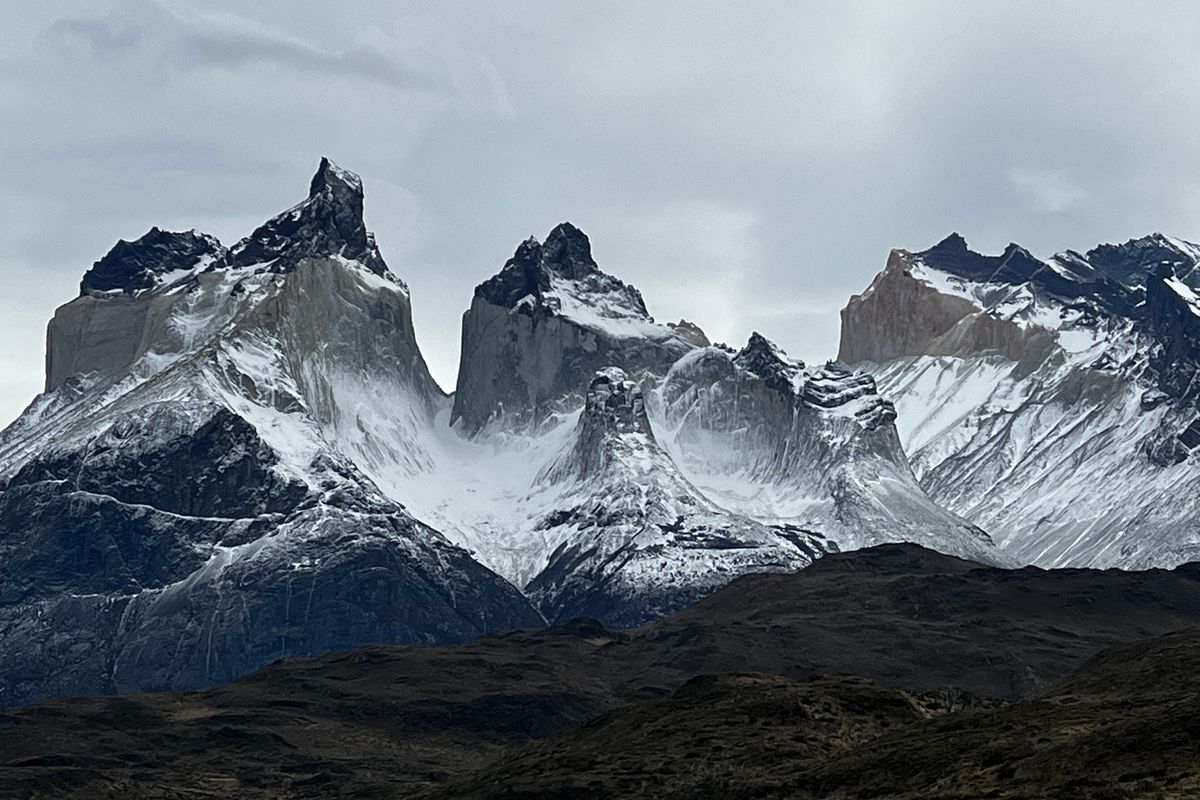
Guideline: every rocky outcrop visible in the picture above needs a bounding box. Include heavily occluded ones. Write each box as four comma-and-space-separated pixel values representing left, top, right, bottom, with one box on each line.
563, 367, 655, 478
80, 227, 225, 295
526, 367, 828, 627
450, 223, 696, 433
651, 334, 1000, 563
224, 156, 390, 277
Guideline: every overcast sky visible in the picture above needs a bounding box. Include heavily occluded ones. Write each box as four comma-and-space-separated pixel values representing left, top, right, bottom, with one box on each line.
3, 1, 1200, 426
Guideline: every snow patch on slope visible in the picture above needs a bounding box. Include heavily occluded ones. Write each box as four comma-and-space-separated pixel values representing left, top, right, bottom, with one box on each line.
847, 236, 1200, 569
545, 274, 672, 340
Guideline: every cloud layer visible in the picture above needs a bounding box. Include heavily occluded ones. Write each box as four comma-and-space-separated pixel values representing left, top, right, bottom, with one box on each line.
2, 1, 1199, 424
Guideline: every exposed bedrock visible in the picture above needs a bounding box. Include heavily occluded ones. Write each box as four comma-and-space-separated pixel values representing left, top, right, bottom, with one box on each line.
838, 248, 1056, 366
451, 223, 695, 433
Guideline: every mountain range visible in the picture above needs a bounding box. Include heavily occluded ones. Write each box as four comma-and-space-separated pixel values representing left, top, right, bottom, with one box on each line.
2, 158, 1200, 710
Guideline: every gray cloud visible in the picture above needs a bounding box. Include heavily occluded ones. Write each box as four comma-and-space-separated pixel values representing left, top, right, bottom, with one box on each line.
3, 1, 1200, 425
50, 13, 148, 58
27, 135, 280, 176
49, 2, 425, 91
1010, 168, 1088, 214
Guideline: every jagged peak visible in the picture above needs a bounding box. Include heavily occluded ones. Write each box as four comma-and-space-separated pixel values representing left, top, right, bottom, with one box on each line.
541, 222, 597, 275
924, 231, 1200, 279
928, 232, 969, 253
223, 158, 391, 279
1002, 242, 1035, 258
81, 227, 226, 295
538, 367, 656, 484
733, 332, 803, 393
920, 231, 1200, 293
1107, 232, 1174, 250
1084, 232, 1198, 276
912, 233, 1052, 294
919, 233, 1040, 263
308, 156, 362, 197
506, 222, 597, 280
667, 319, 710, 347
475, 223, 647, 318
583, 367, 652, 435
720, 333, 895, 427
801, 363, 897, 429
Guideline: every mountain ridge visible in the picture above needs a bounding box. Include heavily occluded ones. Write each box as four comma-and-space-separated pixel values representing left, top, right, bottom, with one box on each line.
840, 231, 1200, 568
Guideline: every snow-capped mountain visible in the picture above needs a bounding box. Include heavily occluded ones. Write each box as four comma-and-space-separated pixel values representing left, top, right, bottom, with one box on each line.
840, 233, 1200, 568
0, 159, 542, 707
451, 222, 704, 434
382, 225, 1005, 618
650, 333, 1001, 563
0, 160, 1011, 707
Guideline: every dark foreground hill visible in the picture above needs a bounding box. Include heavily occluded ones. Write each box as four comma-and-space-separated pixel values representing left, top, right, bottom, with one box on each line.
429, 628, 1200, 799
5, 544, 1200, 798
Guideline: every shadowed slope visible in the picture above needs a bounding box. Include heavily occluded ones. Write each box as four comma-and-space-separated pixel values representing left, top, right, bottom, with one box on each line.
5, 545, 1200, 797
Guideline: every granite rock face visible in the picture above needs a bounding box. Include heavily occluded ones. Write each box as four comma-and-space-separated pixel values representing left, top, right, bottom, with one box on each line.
48, 229, 229, 391
451, 223, 697, 433
838, 247, 1055, 366
45, 285, 185, 392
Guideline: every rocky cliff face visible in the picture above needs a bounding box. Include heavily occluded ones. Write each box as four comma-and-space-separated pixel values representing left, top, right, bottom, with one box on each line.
450, 223, 696, 433
838, 248, 1055, 365
46, 229, 226, 392
1144, 267, 1200, 415
840, 233, 1200, 568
